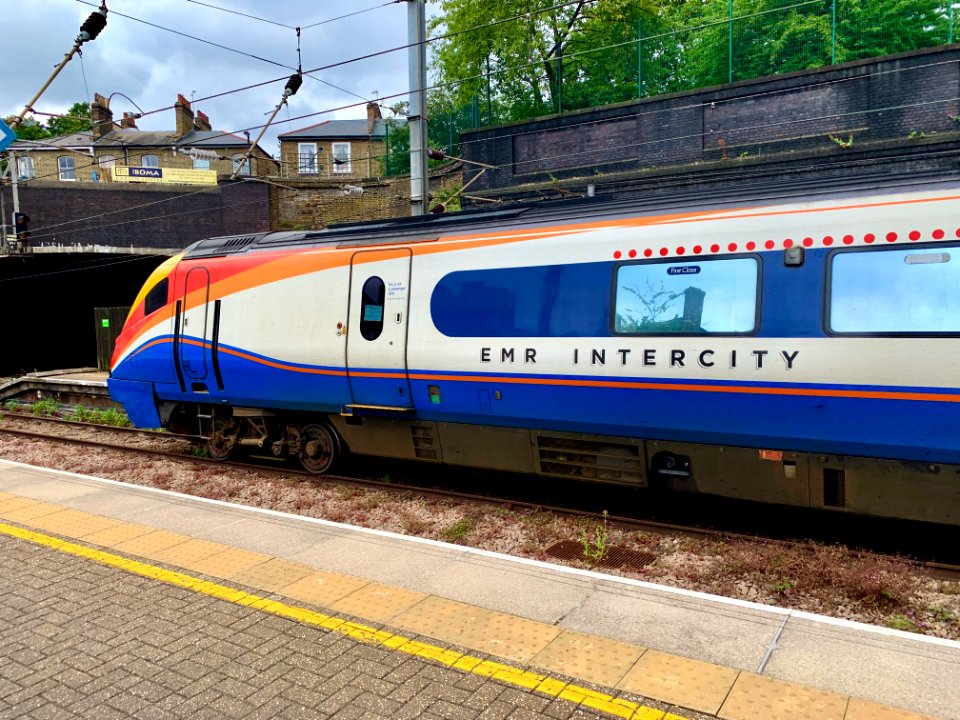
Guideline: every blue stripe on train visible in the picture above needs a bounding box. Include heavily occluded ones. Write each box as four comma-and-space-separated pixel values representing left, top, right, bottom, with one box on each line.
115, 337, 960, 465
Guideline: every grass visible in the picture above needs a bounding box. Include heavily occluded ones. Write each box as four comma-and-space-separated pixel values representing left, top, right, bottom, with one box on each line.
31, 398, 59, 416
440, 517, 474, 544
66, 406, 132, 427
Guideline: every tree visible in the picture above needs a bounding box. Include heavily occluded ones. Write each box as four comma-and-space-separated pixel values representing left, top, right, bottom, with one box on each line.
4, 100, 91, 141
45, 101, 92, 136
384, 103, 411, 176
430, 0, 598, 121
428, 0, 954, 125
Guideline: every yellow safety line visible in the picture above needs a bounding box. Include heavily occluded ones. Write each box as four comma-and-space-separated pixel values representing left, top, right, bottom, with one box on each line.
0, 520, 689, 720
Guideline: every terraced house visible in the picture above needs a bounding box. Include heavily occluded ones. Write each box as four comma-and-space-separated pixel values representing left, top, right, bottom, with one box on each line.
10, 93, 276, 185
278, 102, 387, 179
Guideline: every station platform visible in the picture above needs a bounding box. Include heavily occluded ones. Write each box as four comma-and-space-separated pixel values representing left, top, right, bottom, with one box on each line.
0, 459, 956, 720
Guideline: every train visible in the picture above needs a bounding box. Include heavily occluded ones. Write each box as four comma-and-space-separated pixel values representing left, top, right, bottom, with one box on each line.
108, 178, 960, 526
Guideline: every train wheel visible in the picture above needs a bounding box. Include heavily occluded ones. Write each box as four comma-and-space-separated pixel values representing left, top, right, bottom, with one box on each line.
207, 417, 239, 461
299, 423, 340, 474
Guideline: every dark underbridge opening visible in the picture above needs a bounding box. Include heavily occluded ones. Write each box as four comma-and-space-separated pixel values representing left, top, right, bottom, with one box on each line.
0, 253, 169, 377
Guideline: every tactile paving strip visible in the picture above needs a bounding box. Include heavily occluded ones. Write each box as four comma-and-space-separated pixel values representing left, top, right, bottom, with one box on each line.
532, 629, 644, 687
620, 649, 739, 715
719, 672, 847, 720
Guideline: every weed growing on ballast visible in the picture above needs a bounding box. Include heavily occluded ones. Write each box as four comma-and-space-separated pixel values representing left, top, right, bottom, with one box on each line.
579, 510, 610, 564
31, 399, 59, 416
440, 517, 473, 543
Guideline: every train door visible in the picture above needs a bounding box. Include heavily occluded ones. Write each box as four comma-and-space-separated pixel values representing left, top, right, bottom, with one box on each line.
178, 266, 210, 382
346, 248, 412, 408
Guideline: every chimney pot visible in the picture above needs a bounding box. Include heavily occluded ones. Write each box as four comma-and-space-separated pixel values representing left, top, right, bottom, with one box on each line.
175, 93, 195, 137
194, 110, 211, 132
367, 102, 382, 136
90, 93, 114, 139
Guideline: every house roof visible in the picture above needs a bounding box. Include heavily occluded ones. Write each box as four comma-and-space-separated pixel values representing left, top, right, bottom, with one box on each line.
10, 131, 95, 150
9, 127, 271, 159
279, 118, 386, 140
94, 128, 252, 148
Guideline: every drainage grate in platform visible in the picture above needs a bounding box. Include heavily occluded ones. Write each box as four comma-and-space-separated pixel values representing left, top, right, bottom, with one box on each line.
544, 540, 657, 570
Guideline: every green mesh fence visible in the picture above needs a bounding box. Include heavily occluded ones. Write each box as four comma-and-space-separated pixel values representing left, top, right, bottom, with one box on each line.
426, 0, 960, 143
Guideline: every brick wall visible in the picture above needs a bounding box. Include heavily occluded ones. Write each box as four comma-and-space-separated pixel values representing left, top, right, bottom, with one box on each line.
274, 164, 463, 229
463, 46, 960, 200
2, 180, 272, 250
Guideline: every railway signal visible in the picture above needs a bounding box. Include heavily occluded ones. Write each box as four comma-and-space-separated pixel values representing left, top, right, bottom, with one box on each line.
14, 213, 30, 244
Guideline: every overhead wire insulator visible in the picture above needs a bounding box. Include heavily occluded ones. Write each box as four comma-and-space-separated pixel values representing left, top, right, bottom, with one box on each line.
78, 9, 108, 43
185, 148, 219, 161
284, 73, 303, 98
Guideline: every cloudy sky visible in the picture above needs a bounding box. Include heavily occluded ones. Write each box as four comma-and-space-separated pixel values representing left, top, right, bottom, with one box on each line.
2, 0, 439, 153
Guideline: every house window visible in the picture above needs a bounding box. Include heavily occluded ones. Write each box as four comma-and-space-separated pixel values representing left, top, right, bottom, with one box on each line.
298, 142, 318, 174
17, 157, 35, 180
193, 158, 210, 170
142, 154, 160, 168
58, 156, 76, 181
332, 142, 352, 174
232, 153, 251, 176
829, 245, 960, 334
98, 155, 116, 169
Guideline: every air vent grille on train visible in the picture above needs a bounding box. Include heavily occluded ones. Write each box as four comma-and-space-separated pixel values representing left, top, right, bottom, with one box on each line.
411, 425, 438, 460
535, 434, 644, 485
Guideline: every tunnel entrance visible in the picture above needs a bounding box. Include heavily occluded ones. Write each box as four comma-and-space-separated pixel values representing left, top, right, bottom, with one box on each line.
0, 253, 169, 376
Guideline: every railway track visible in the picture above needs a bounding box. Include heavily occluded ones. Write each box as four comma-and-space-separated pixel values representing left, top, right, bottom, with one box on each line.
1, 411, 958, 583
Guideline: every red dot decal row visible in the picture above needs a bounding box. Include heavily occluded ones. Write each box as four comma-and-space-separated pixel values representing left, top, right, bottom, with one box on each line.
612, 228, 960, 260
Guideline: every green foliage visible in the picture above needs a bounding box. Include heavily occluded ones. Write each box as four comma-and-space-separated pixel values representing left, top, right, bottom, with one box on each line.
440, 517, 474, 543
5, 101, 91, 141
578, 510, 610, 564
30, 398, 59, 417
829, 133, 855, 148
885, 613, 920, 632
384, 115, 410, 176
429, 1, 956, 129
67, 405, 133, 427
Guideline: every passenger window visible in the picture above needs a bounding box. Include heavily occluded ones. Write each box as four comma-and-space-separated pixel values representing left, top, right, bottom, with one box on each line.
614, 257, 759, 334
829, 245, 960, 333
359, 276, 385, 341
144, 278, 169, 316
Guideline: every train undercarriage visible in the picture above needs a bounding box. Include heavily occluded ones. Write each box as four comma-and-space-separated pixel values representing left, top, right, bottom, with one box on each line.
161, 402, 960, 526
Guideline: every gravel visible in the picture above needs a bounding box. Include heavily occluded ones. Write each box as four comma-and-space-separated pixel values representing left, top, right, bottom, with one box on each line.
0, 417, 958, 640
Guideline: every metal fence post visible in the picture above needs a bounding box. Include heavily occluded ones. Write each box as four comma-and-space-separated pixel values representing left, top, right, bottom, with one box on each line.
950, 0, 955, 44
728, 0, 734, 83
638, 19, 643, 98
831, 0, 837, 63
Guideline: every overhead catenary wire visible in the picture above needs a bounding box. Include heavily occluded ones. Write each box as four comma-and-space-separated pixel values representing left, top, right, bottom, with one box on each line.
180, 0, 297, 30
11, 4, 958, 233
15, 56, 960, 221
15, 52, 960, 192
0, 255, 170, 283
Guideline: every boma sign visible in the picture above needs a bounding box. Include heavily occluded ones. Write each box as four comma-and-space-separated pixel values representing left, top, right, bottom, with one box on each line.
129, 167, 162, 178
112, 166, 218, 186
